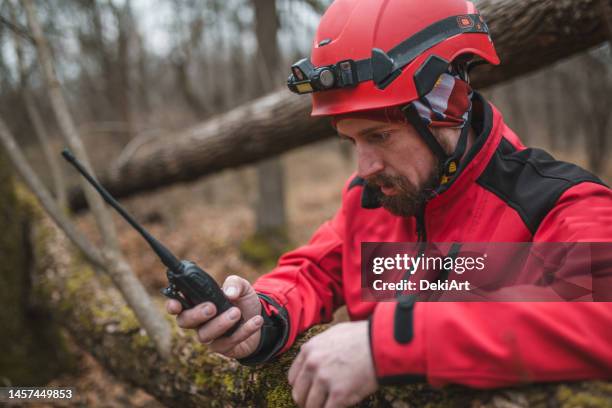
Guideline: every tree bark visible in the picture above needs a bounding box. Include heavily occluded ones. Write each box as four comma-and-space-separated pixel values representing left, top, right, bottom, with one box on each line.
29, 208, 612, 407
0, 150, 72, 385
600, 0, 612, 41
171, 0, 209, 117
111, 0, 136, 141
68, 0, 612, 211
580, 54, 611, 174
253, 0, 287, 235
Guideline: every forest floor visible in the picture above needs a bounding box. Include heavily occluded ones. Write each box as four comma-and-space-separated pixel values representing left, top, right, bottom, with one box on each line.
25, 132, 611, 407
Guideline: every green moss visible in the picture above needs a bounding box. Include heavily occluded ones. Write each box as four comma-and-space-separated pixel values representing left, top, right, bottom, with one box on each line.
266, 384, 294, 408
239, 228, 292, 268
557, 385, 574, 402
557, 383, 612, 408
559, 392, 612, 408
64, 265, 95, 297
14, 182, 43, 218
0, 153, 74, 385
222, 373, 237, 394
131, 332, 151, 349
117, 305, 141, 332
194, 372, 208, 388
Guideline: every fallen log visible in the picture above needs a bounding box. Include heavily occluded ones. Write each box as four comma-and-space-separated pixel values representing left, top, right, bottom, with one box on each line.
69, 0, 612, 211
28, 194, 612, 406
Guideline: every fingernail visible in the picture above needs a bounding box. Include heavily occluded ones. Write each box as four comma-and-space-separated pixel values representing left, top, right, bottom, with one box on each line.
253, 315, 263, 326
224, 286, 237, 297
203, 306, 213, 317
228, 308, 240, 320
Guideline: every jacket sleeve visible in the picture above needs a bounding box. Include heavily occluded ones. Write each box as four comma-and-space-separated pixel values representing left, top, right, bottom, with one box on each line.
370, 181, 612, 388
250, 202, 346, 359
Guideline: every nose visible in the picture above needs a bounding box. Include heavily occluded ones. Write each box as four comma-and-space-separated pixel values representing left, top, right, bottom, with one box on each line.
356, 144, 384, 179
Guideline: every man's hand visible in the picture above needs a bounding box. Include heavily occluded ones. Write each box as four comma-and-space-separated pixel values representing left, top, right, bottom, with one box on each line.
165, 275, 263, 359
288, 321, 378, 408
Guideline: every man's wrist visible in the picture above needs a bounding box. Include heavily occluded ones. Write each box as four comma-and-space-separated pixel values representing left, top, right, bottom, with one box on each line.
237, 293, 290, 366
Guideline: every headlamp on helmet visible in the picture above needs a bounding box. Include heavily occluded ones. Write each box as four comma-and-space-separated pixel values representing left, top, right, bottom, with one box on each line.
288, 58, 358, 94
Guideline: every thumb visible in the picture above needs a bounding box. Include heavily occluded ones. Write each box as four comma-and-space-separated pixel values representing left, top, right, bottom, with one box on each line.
222, 275, 260, 318
222, 275, 254, 300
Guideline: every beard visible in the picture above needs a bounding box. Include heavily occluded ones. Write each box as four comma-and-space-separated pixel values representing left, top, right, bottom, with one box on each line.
366, 161, 443, 217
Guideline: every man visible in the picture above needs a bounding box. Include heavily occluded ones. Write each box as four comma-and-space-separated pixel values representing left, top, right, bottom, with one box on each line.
167, 0, 612, 407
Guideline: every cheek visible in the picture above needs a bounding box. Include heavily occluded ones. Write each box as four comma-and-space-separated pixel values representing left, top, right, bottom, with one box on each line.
414, 152, 437, 181
389, 144, 435, 183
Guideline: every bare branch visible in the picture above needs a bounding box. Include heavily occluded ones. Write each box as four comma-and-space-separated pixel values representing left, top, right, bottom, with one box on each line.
0, 117, 105, 269
302, 0, 328, 15
112, 127, 166, 171
0, 11, 33, 42
9, 0, 67, 208
20, 0, 172, 357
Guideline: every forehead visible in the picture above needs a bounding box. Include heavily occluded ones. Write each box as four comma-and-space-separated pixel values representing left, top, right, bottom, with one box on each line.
336, 118, 399, 136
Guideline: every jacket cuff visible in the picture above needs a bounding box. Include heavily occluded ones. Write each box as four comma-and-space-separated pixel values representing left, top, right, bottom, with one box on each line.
369, 296, 426, 385
237, 293, 290, 366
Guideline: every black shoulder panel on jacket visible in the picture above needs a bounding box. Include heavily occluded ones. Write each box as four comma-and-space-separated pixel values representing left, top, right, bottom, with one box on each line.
348, 175, 366, 190
476, 138, 607, 235
348, 175, 383, 209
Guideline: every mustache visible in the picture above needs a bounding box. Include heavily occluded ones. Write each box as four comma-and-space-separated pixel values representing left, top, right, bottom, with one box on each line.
366, 174, 407, 190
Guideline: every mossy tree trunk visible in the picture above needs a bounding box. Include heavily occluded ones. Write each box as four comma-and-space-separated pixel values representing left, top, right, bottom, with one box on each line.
0, 151, 73, 385
29, 211, 612, 407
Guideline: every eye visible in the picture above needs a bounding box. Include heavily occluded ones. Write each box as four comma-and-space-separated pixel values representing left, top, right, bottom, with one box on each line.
339, 134, 355, 145
367, 131, 392, 143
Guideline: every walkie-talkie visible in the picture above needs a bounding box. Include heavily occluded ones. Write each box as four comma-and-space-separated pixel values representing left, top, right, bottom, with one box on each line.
62, 149, 240, 336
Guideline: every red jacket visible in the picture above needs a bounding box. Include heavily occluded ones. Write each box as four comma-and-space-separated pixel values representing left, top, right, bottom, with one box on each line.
249, 93, 612, 387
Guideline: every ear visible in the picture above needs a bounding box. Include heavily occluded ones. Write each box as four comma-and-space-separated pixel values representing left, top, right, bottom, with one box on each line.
430, 126, 463, 156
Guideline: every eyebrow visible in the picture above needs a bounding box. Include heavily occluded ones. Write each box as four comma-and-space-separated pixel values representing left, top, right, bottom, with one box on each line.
337, 124, 393, 139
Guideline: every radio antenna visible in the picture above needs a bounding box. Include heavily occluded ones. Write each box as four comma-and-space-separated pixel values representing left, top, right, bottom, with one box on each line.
61, 149, 182, 271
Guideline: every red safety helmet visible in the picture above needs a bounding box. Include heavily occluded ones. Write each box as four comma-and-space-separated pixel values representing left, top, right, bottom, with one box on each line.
287, 0, 500, 117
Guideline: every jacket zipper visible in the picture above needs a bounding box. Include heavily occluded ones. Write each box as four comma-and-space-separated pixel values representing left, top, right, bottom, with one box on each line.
416, 204, 427, 243
396, 204, 428, 300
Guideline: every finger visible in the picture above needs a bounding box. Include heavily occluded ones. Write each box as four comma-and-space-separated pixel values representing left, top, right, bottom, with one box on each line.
324, 392, 357, 408
196, 307, 242, 343
209, 314, 264, 354
291, 359, 314, 408
176, 302, 216, 329
305, 376, 328, 408
222, 275, 253, 301
288, 348, 306, 386
323, 395, 343, 408
165, 299, 182, 315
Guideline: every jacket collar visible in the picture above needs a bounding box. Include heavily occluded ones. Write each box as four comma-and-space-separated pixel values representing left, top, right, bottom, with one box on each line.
359, 92, 502, 210
426, 91, 501, 210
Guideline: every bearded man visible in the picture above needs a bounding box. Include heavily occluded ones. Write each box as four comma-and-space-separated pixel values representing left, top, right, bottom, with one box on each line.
167, 1, 612, 407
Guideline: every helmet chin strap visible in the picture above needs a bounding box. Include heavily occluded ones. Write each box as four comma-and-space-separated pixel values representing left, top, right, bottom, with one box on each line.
401, 102, 472, 188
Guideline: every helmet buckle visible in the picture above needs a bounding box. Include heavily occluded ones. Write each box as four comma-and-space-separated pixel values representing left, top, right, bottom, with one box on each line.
372, 48, 398, 89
